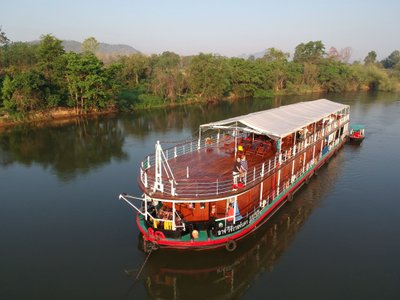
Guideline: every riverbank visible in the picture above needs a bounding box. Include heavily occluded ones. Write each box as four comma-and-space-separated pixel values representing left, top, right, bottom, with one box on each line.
0, 107, 118, 129
0, 86, 397, 129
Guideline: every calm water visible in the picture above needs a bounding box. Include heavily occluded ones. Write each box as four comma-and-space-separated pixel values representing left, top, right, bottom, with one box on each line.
1, 92, 400, 299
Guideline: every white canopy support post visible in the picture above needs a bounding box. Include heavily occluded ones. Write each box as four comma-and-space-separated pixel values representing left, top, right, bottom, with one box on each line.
234, 122, 238, 157
277, 168, 281, 194
198, 128, 202, 150
172, 202, 176, 230
293, 132, 297, 156
278, 138, 282, 164
233, 196, 237, 224
171, 180, 176, 196
291, 159, 295, 182
312, 144, 316, 163
313, 121, 317, 142
144, 196, 148, 221
154, 141, 164, 193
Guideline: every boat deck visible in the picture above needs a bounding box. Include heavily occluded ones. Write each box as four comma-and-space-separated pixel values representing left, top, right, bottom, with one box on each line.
143, 143, 277, 200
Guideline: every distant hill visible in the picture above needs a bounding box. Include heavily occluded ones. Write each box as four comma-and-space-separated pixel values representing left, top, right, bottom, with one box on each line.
29, 39, 140, 55
238, 50, 268, 60
62, 40, 140, 55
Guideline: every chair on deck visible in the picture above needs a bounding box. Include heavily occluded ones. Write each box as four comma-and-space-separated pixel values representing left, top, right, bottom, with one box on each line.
246, 141, 259, 156
256, 145, 267, 157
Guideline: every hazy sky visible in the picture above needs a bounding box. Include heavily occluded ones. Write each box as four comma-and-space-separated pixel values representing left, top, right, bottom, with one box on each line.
1, 0, 399, 60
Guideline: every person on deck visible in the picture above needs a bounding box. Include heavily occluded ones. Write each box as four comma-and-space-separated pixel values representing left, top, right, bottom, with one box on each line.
232, 157, 241, 184
240, 155, 248, 183
227, 204, 235, 222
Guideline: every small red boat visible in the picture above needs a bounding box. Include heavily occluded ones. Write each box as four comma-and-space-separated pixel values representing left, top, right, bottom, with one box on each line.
349, 125, 365, 144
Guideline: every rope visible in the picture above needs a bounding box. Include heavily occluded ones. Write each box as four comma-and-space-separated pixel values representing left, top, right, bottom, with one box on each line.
135, 245, 154, 280
125, 244, 155, 295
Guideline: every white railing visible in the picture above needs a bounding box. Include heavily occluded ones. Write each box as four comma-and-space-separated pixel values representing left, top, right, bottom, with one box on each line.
119, 194, 185, 231
138, 117, 349, 198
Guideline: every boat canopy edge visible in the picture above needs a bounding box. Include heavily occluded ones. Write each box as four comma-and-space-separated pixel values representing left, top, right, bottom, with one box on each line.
200, 99, 349, 139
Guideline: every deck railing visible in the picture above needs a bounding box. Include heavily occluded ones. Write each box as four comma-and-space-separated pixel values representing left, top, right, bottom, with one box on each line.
139, 116, 349, 198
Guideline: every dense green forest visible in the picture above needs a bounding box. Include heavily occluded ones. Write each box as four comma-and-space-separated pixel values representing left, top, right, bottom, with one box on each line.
1, 28, 400, 121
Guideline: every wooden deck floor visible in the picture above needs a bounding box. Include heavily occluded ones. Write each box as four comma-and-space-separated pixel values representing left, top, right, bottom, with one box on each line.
144, 145, 276, 199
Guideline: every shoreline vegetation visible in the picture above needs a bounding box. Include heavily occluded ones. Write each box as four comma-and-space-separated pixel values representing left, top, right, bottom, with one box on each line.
1, 30, 400, 127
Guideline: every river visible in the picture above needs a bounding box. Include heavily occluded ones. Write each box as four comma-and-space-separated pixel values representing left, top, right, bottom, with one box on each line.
1, 91, 400, 299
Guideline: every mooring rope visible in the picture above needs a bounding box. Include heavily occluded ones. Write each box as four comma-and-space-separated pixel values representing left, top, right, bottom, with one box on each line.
125, 245, 155, 295
135, 246, 154, 280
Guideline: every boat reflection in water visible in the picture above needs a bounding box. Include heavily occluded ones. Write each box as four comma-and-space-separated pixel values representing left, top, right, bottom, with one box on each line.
127, 153, 344, 299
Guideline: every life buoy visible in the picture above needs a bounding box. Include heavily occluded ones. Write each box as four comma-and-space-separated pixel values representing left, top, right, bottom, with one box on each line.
225, 240, 237, 252
155, 231, 166, 240
147, 227, 154, 237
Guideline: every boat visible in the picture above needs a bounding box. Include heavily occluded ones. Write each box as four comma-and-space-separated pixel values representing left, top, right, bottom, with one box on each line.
131, 171, 336, 298
119, 99, 350, 252
349, 124, 365, 144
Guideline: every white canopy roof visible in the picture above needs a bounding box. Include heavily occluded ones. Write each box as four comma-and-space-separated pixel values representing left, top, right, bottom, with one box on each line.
200, 99, 349, 139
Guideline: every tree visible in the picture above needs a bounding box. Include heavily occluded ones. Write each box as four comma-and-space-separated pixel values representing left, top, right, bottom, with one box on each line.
364, 51, 377, 65
188, 53, 230, 101
327, 47, 340, 60
81, 37, 99, 54
36, 34, 67, 106
228, 58, 263, 97
65, 52, 107, 113
149, 52, 186, 101
381, 50, 400, 69
0, 42, 38, 75
293, 41, 325, 63
318, 60, 356, 92
339, 47, 352, 63
2, 71, 47, 113
119, 53, 149, 86
37, 34, 65, 76
262, 48, 289, 62
0, 26, 10, 46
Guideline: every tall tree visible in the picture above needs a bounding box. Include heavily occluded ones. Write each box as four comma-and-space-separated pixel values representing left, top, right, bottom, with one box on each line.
293, 41, 325, 63
188, 53, 230, 101
0, 26, 10, 46
36, 34, 65, 78
364, 51, 377, 65
65, 52, 107, 113
120, 53, 149, 86
229, 58, 262, 97
149, 51, 186, 101
339, 47, 352, 63
81, 37, 99, 54
262, 48, 289, 62
381, 50, 400, 69
36, 34, 66, 107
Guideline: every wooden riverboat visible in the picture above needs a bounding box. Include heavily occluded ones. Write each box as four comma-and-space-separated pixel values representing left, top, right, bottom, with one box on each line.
119, 99, 350, 252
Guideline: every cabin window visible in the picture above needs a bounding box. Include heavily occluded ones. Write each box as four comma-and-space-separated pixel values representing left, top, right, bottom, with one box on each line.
200, 202, 205, 209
